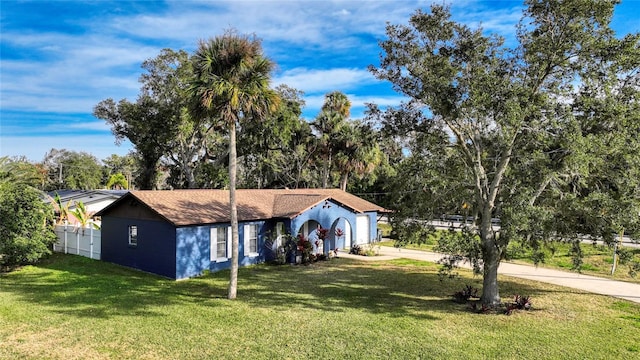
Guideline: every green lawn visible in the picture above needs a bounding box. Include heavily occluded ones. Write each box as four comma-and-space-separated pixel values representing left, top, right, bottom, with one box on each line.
1, 253, 639, 359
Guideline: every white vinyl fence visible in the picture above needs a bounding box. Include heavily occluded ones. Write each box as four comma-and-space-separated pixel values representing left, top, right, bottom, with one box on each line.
53, 222, 101, 260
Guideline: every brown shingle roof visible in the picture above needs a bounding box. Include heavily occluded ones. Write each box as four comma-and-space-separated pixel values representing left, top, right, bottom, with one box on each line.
113, 189, 387, 226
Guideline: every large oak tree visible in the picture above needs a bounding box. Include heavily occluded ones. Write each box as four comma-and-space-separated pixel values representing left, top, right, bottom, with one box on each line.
371, 0, 639, 306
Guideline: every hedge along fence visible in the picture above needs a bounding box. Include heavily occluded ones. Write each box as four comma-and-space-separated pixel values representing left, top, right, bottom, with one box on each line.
53, 222, 101, 260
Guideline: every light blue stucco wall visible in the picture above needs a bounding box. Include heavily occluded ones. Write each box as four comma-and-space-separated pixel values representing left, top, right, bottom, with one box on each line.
289, 200, 378, 253
175, 220, 268, 279
173, 202, 380, 278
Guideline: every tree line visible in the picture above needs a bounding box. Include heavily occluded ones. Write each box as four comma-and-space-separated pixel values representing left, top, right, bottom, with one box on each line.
92, 48, 388, 193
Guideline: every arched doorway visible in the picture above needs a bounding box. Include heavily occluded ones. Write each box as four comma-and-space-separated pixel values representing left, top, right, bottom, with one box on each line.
330, 217, 352, 251
296, 219, 323, 254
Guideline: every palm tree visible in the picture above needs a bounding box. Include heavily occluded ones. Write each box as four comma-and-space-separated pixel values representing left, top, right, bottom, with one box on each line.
334, 121, 383, 191
106, 173, 128, 190
68, 201, 100, 233
312, 92, 351, 188
47, 192, 71, 224
190, 31, 279, 299
0, 156, 43, 188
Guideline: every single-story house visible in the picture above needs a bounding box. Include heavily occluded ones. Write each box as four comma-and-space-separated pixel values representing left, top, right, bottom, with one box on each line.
96, 189, 389, 279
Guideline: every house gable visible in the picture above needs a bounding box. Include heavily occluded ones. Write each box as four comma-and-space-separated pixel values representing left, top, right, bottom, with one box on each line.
100, 195, 166, 222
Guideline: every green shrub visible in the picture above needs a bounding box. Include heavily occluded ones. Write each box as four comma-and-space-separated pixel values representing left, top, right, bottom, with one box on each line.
0, 183, 57, 270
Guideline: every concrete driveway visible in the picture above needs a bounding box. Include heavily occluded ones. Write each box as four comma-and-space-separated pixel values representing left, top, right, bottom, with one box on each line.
343, 246, 640, 304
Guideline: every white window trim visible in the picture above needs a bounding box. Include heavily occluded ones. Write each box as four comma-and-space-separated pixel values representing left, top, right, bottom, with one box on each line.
243, 224, 259, 257
128, 225, 138, 246
210, 226, 231, 262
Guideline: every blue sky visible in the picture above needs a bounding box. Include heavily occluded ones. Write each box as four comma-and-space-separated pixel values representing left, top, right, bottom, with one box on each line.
1, 0, 639, 162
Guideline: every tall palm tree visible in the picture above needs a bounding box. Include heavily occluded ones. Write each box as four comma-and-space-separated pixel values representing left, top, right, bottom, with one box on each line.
190, 31, 279, 299
312, 92, 351, 188
334, 121, 383, 191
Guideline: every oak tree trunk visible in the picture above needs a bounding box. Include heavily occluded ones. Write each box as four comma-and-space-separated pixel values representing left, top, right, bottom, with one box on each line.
479, 209, 501, 306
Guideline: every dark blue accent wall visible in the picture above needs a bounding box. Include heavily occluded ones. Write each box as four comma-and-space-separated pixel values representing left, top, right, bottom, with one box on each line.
101, 216, 177, 278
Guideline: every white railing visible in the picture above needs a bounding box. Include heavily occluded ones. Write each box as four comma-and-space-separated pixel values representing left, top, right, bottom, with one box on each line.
52, 222, 101, 260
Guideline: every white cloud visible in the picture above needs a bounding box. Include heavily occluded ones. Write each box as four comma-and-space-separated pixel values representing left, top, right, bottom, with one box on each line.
67, 121, 113, 132
274, 67, 377, 94
1, 34, 155, 113
333, 9, 351, 16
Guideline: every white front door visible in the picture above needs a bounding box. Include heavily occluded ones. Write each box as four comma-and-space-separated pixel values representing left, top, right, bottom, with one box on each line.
344, 221, 351, 248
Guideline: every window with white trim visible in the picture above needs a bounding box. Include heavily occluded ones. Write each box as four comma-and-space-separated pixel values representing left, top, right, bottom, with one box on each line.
216, 227, 227, 258
244, 224, 259, 257
128, 225, 138, 246
211, 226, 230, 261
249, 224, 258, 253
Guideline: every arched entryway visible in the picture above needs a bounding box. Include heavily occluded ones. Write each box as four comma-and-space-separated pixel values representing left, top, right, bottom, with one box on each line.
295, 219, 324, 254
329, 217, 352, 251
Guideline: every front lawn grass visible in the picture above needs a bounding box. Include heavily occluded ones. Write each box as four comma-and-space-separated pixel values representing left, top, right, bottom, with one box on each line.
1, 253, 639, 359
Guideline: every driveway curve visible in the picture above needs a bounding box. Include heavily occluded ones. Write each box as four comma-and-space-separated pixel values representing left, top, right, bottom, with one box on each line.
361, 246, 640, 303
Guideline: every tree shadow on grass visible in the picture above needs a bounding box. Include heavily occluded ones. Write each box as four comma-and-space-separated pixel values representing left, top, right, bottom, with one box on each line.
180, 258, 569, 319
0, 253, 183, 319
1, 254, 585, 321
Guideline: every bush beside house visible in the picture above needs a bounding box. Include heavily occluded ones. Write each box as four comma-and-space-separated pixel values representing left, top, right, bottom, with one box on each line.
0, 183, 57, 270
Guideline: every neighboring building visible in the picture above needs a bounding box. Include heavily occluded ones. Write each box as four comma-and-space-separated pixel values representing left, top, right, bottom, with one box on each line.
96, 189, 389, 279
46, 190, 128, 224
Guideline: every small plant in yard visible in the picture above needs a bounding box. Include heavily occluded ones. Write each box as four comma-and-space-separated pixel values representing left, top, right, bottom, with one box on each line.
315, 227, 329, 254
365, 242, 380, 256
452, 285, 479, 303
297, 234, 313, 263
348, 243, 380, 256
628, 261, 640, 278
463, 292, 532, 315
505, 295, 533, 315
275, 245, 287, 265
468, 302, 493, 314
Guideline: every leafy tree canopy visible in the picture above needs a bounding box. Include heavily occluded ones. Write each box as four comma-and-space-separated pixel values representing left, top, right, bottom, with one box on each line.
371, 0, 640, 305
0, 182, 57, 270
42, 149, 103, 190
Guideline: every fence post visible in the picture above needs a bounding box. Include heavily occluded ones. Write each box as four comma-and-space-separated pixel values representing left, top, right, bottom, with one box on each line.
76, 225, 80, 255
64, 220, 68, 254
90, 222, 94, 259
